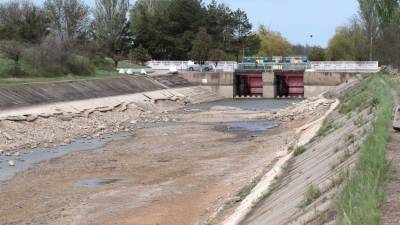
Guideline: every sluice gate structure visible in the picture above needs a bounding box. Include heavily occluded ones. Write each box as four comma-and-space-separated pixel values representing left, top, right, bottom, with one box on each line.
180, 61, 380, 99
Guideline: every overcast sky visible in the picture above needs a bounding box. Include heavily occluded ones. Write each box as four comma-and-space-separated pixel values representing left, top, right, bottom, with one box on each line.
25, 0, 359, 47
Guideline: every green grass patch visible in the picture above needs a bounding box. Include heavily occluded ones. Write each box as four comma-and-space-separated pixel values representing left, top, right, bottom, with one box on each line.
337, 75, 393, 225
238, 176, 262, 201
0, 70, 128, 87
117, 60, 148, 68
316, 119, 340, 138
300, 185, 322, 207
293, 145, 306, 156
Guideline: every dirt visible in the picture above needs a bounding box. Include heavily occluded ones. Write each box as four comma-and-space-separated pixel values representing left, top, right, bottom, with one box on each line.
382, 87, 400, 225
0, 92, 332, 225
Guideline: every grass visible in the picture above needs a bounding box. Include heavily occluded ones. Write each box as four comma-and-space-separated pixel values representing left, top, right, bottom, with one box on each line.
293, 145, 306, 156
337, 74, 393, 225
0, 54, 147, 86
117, 60, 148, 68
316, 119, 342, 138
300, 185, 322, 208
238, 176, 262, 201
0, 70, 129, 87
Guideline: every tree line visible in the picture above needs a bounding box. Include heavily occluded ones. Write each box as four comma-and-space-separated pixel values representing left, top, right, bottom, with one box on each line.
327, 0, 400, 67
0, 0, 261, 77
2, 0, 396, 78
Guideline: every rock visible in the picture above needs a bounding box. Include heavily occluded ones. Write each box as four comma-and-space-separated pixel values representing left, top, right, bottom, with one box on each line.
58, 115, 73, 122
97, 106, 114, 112
6, 116, 27, 121
5, 152, 11, 156
14, 152, 20, 157
98, 125, 107, 130
2, 132, 13, 140
8, 160, 15, 166
25, 114, 39, 122
39, 113, 50, 118
83, 109, 96, 118
130, 120, 137, 124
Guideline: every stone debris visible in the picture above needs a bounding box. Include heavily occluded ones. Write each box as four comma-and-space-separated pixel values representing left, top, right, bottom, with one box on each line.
8, 160, 15, 166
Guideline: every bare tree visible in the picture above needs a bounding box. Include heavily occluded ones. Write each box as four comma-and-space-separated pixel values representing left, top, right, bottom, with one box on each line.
94, 0, 130, 67
44, 0, 90, 43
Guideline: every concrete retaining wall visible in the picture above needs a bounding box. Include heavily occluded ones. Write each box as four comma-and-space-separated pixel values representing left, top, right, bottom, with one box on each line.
304, 72, 360, 97
179, 71, 234, 98
0, 77, 165, 110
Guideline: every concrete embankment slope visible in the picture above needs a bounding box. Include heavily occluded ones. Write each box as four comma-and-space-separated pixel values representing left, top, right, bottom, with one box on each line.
0, 76, 167, 110
221, 78, 370, 225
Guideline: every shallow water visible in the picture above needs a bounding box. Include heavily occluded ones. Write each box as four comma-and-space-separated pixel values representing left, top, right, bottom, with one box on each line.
0, 132, 132, 182
224, 121, 279, 132
188, 99, 301, 111
76, 179, 125, 187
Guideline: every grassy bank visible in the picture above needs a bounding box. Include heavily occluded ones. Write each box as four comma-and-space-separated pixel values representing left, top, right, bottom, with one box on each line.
338, 75, 393, 225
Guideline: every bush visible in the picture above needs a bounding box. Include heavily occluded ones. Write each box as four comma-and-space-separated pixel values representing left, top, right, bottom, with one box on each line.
293, 146, 306, 156
26, 36, 94, 76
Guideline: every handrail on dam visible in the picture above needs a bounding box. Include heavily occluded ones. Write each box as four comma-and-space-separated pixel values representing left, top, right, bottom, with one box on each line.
237, 61, 380, 73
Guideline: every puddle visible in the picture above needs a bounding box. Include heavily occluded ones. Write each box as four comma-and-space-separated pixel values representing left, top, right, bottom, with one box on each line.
224, 121, 279, 132
0, 132, 132, 182
188, 99, 301, 111
76, 179, 125, 187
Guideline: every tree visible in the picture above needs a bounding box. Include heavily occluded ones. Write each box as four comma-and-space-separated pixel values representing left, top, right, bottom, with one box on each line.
257, 25, 292, 56
0, 0, 49, 43
232, 9, 260, 61
0, 40, 25, 76
188, 27, 213, 62
44, 0, 90, 43
308, 47, 326, 61
130, 0, 172, 59
94, 0, 130, 67
358, 0, 379, 60
209, 48, 226, 66
130, 45, 150, 65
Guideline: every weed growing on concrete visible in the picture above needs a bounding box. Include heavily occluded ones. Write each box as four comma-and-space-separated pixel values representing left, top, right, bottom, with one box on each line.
337, 75, 393, 225
317, 119, 337, 137
238, 176, 261, 201
301, 185, 322, 207
346, 133, 356, 144
293, 145, 306, 156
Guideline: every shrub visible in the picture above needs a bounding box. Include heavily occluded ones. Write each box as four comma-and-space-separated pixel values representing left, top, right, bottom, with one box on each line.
293, 145, 306, 156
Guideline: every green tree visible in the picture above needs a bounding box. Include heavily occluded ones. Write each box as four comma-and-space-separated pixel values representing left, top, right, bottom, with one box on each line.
130, 0, 172, 59
358, 0, 379, 60
0, 40, 25, 76
232, 9, 260, 61
209, 48, 226, 66
0, 1, 49, 43
94, 0, 130, 67
188, 27, 213, 62
257, 25, 292, 56
130, 45, 150, 65
308, 47, 327, 61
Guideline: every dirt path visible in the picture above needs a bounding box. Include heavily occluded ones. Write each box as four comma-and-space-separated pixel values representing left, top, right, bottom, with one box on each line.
382, 87, 400, 225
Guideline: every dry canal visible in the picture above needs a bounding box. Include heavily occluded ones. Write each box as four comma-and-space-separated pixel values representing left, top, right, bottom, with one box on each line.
0, 97, 329, 225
